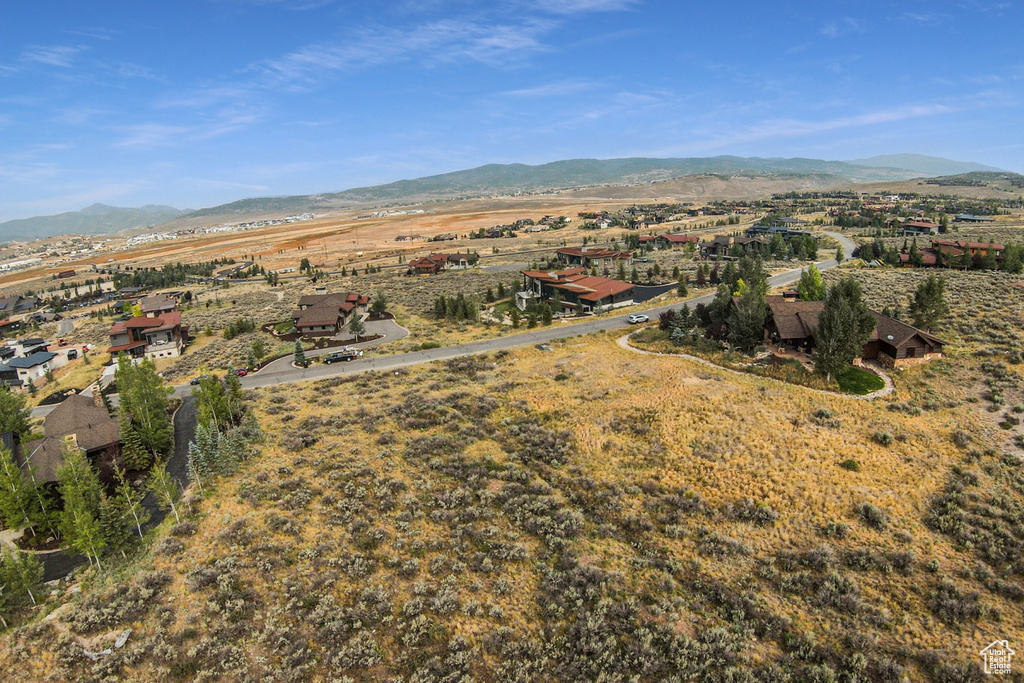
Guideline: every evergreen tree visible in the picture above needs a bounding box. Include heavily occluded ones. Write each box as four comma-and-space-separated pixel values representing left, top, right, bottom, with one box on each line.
630, 266, 639, 283
1002, 243, 1023, 274
294, 340, 307, 368
541, 303, 553, 326
814, 278, 876, 382
796, 263, 826, 301
0, 549, 42, 606
370, 294, 388, 316
98, 493, 133, 558
907, 274, 949, 332
672, 265, 680, 280
119, 411, 148, 471
509, 308, 520, 328
497, 282, 506, 299
617, 261, 627, 280
148, 460, 180, 523
485, 287, 494, 303
677, 281, 688, 297
835, 245, 844, 262
56, 444, 106, 569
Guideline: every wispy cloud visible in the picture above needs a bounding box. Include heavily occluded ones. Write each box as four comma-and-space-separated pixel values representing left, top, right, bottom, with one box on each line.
821, 17, 864, 38
21, 45, 86, 68
112, 124, 192, 150
692, 103, 955, 152
529, 0, 638, 14
900, 12, 952, 26
500, 80, 599, 97
67, 27, 119, 41
251, 18, 553, 85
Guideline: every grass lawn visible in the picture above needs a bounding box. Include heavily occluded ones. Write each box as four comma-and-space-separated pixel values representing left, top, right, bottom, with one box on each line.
836, 364, 886, 395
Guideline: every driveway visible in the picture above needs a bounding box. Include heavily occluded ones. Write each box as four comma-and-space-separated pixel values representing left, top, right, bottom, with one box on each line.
256, 318, 409, 375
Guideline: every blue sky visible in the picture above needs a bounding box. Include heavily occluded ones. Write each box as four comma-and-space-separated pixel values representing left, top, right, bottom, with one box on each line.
1, 0, 1021, 222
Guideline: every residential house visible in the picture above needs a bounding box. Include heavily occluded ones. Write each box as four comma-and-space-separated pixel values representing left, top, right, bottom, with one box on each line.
107, 312, 188, 360
899, 220, 939, 236
18, 394, 120, 484
0, 295, 36, 318
655, 233, 699, 250
56, 270, 77, 279
745, 225, 813, 240
701, 235, 767, 259
4, 352, 56, 385
290, 292, 369, 336
407, 253, 478, 275
555, 247, 633, 271
518, 268, 635, 313
139, 295, 177, 317
932, 239, 1004, 260
14, 337, 49, 357
954, 214, 994, 223
764, 296, 945, 368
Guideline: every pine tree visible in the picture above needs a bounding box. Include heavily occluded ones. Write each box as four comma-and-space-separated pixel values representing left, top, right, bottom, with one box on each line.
541, 303, 553, 326
99, 493, 133, 558
148, 460, 180, 523
294, 340, 307, 368
497, 282, 506, 299
56, 444, 106, 569
814, 278, 876, 382
510, 308, 520, 328
907, 274, 949, 332
118, 411, 150, 471
728, 278, 768, 352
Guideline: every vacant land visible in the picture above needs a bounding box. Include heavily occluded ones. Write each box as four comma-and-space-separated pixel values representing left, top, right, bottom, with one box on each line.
2, 321, 1020, 681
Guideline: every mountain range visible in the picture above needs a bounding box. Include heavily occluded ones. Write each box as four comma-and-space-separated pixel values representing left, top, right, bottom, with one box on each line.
0, 154, 1009, 241
0, 204, 191, 243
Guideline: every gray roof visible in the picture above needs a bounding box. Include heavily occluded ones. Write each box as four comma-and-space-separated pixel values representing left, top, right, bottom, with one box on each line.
6, 352, 55, 368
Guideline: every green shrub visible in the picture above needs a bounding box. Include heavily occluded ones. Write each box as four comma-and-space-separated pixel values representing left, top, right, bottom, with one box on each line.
839, 459, 861, 472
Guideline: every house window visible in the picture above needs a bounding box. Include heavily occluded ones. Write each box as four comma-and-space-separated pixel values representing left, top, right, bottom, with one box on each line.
905, 347, 916, 358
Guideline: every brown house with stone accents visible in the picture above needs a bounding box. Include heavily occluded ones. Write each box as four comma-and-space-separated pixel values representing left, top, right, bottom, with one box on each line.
765, 296, 945, 369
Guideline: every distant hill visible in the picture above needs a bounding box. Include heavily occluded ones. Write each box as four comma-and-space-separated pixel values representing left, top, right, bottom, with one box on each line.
187, 155, 956, 218
846, 153, 1005, 177
0, 204, 190, 242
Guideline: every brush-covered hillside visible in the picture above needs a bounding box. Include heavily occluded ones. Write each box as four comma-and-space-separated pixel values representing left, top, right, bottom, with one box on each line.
2, 282, 1022, 682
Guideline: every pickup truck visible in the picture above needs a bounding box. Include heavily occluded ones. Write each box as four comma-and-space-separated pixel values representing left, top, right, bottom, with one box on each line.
323, 349, 359, 364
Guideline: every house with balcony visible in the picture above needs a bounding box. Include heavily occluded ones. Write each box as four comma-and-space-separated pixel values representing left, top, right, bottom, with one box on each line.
290, 292, 369, 336
555, 247, 633, 271
517, 268, 635, 313
107, 311, 187, 360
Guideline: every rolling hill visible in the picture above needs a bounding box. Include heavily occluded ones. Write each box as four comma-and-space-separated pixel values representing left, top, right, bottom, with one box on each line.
0, 204, 191, 242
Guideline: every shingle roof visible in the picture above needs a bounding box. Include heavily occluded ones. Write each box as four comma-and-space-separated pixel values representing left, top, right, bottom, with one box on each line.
43, 394, 120, 453
18, 437, 66, 484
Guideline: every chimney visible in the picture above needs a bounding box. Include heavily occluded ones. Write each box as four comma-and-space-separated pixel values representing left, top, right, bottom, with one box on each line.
92, 386, 104, 410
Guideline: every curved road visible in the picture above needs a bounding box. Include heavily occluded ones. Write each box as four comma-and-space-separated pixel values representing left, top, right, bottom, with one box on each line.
237, 231, 856, 389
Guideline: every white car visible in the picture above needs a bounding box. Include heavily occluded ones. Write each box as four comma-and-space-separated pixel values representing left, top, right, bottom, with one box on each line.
627, 314, 649, 324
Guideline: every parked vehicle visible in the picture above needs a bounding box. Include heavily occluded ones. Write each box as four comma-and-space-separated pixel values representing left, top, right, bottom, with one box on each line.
235, 368, 248, 376
323, 349, 359, 364
58, 338, 68, 346
627, 314, 650, 324
189, 374, 215, 386
67, 349, 78, 360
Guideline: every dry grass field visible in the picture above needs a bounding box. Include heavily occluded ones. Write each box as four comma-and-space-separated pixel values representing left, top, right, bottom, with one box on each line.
2, 314, 1021, 680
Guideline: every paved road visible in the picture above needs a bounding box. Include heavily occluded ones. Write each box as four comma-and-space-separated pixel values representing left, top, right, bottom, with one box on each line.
257, 318, 409, 375
239, 231, 857, 389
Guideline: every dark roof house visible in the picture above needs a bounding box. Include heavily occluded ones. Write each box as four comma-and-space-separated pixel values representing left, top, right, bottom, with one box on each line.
18, 394, 120, 484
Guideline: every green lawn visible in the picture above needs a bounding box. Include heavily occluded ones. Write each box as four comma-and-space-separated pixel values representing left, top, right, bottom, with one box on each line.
836, 365, 886, 395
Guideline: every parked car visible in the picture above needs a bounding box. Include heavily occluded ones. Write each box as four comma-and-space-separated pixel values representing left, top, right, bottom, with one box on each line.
235, 368, 248, 376
66, 349, 78, 360
189, 374, 215, 386
323, 349, 359, 364
627, 314, 650, 324
58, 338, 68, 346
